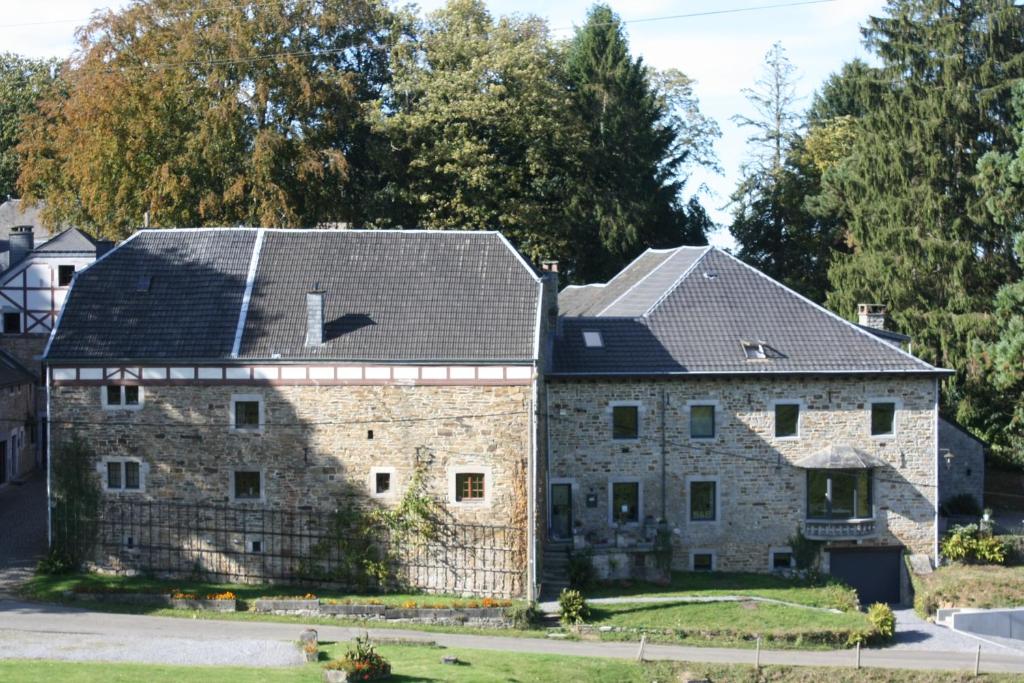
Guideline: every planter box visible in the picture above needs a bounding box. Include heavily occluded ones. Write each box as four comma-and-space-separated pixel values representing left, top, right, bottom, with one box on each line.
65, 591, 171, 606
254, 598, 320, 613
322, 670, 349, 683
319, 603, 387, 617
170, 598, 237, 612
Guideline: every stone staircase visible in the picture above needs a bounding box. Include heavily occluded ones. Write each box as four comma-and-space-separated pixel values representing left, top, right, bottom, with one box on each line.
541, 541, 572, 594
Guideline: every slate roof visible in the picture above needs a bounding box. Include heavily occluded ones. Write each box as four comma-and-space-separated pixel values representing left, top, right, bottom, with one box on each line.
552, 246, 947, 376
34, 228, 101, 254
46, 229, 542, 363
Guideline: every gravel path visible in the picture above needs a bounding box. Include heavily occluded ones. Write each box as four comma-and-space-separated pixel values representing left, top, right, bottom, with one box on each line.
0, 628, 304, 666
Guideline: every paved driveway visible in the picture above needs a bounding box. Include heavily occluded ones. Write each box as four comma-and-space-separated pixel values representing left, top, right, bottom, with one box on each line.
0, 470, 47, 595
888, 608, 1024, 655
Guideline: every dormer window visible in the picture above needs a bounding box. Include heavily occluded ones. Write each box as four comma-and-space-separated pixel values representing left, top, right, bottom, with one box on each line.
583, 331, 603, 348
742, 340, 767, 360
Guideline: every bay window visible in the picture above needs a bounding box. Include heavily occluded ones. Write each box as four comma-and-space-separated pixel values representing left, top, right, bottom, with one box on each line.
806, 469, 872, 520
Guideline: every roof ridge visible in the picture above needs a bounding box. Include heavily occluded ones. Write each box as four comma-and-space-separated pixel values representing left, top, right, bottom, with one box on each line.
595, 246, 691, 316
135, 227, 507, 235
714, 248, 944, 372
641, 245, 713, 317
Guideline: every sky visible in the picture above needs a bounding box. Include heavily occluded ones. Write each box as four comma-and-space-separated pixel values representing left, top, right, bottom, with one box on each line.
0, 0, 888, 247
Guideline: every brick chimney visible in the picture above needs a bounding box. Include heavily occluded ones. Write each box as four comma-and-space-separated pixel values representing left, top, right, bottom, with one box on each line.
541, 260, 559, 274
305, 288, 325, 347
9, 225, 33, 267
858, 303, 887, 330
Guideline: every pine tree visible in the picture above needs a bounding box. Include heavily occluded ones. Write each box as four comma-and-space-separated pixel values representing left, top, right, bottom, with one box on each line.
821, 0, 1024, 426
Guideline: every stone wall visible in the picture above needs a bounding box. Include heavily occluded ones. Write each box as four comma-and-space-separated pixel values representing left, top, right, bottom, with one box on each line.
546, 375, 938, 572
0, 335, 46, 376
937, 417, 985, 512
0, 381, 36, 480
49, 381, 532, 594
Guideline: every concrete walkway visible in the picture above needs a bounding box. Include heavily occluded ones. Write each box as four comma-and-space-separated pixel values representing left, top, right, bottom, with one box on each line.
3, 598, 1024, 674
0, 470, 46, 596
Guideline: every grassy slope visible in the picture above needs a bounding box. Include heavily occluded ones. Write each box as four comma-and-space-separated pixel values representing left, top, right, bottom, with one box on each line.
0, 644, 1017, 683
912, 565, 1024, 617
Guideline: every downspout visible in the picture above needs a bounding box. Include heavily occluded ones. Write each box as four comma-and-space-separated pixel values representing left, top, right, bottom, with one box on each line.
45, 366, 52, 547
933, 378, 940, 566
660, 387, 667, 520
527, 373, 537, 603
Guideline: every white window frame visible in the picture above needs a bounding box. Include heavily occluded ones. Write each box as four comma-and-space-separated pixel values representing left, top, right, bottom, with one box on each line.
868, 398, 900, 440
608, 400, 642, 442
229, 394, 264, 433
230, 468, 265, 503
97, 457, 147, 493
686, 400, 720, 441
690, 549, 716, 571
100, 385, 144, 411
769, 546, 795, 571
245, 536, 264, 553
448, 466, 491, 507
607, 477, 643, 527
369, 466, 398, 499
686, 475, 721, 524
770, 399, 804, 441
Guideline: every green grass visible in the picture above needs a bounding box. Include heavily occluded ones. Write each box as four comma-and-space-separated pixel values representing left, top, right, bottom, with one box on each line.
912, 564, 1024, 618
0, 642, 1018, 683
588, 599, 871, 648
20, 572, 516, 608
584, 570, 859, 610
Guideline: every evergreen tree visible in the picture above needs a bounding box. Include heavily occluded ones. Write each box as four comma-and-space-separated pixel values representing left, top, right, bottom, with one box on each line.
563, 4, 709, 282
821, 0, 1024, 428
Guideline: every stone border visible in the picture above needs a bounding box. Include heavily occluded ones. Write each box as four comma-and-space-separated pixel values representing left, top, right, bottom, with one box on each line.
64, 591, 236, 612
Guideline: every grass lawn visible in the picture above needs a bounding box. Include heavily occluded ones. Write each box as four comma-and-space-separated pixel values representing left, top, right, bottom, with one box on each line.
588, 600, 871, 648
912, 564, 1024, 618
0, 642, 1018, 683
584, 571, 859, 611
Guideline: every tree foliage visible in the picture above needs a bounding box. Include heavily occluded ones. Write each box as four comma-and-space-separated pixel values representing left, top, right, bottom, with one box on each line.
0, 54, 60, 200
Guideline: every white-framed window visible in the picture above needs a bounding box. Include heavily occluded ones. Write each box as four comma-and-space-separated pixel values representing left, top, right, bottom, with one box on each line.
608, 478, 642, 526
99, 458, 146, 492
609, 401, 641, 441
687, 401, 719, 440
770, 547, 795, 571
101, 385, 143, 411
246, 536, 264, 553
771, 399, 803, 440
690, 549, 715, 571
229, 394, 264, 432
869, 399, 899, 439
231, 469, 265, 502
686, 476, 720, 523
369, 466, 397, 498
448, 466, 491, 506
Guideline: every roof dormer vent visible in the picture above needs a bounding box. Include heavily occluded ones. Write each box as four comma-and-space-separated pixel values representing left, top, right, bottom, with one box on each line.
741, 340, 767, 360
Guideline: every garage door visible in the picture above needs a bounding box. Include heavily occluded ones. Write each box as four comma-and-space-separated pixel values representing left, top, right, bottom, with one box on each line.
828, 546, 902, 605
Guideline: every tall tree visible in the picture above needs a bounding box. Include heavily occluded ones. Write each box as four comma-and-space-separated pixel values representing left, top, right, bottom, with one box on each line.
820, 0, 1024, 429
0, 54, 60, 200
562, 4, 711, 282
17, 0, 406, 239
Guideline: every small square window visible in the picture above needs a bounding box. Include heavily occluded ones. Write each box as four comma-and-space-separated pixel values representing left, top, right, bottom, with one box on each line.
775, 403, 800, 438
58, 265, 75, 286
249, 539, 263, 553
234, 401, 261, 430
692, 553, 713, 571
690, 480, 717, 521
690, 405, 716, 439
2, 312, 19, 334
742, 340, 766, 360
772, 551, 794, 570
107, 461, 122, 489
234, 471, 262, 500
455, 472, 485, 501
124, 386, 140, 406
612, 405, 639, 440
375, 471, 391, 495
124, 461, 140, 490
871, 402, 896, 436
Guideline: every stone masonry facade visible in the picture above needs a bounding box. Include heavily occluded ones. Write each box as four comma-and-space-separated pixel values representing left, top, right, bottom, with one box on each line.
49, 380, 532, 595
0, 381, 35, 481
547, 375, 939, 572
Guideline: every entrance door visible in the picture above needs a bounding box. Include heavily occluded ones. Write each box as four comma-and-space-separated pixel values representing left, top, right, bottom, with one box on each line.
550, 484, 572, 540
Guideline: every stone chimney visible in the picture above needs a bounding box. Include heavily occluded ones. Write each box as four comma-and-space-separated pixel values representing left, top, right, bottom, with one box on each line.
9, 225, 33, 267
305, 288, 325, 347
858, 303, 887, 330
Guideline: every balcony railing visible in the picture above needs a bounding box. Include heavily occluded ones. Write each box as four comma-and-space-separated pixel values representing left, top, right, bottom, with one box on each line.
802, 518, 878, 541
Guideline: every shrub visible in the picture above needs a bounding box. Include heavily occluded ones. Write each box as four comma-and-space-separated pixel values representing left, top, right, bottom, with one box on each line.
325, 634, 391, 680
818, 582, 860, 612
788, 527, 823, 572
866, 602, 895, 642
939, 493, 982, 517
567, 549, 595, 590
1002, 535, 1024, 565
975, 536, 1009, 564
505, 601, 541, 629
558, 588, 590, 627
941, 524, 1008, 565
401, 599, 417, 609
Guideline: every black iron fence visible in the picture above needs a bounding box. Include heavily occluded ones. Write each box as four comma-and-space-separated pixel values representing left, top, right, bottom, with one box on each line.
58, 499, 525, 597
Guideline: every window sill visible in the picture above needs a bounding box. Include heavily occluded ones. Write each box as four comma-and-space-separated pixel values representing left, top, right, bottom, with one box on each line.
229, 427, 264, 434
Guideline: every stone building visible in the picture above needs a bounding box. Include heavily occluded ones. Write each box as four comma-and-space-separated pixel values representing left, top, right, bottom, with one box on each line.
548, 246, 948, 604
937, 417, 986, 513
45, 228, 551, 598
0, 350, 37, 486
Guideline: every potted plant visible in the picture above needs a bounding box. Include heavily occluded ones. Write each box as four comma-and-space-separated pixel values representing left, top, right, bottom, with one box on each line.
322, 634, 391, 682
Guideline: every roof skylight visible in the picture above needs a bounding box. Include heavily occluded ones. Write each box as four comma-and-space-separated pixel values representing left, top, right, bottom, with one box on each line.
583, 331, 603, 348
741, 340, 767, 360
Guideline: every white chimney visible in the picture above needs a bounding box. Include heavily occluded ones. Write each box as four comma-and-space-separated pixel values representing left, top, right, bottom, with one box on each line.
305, 288, 325, 346
858, 303, 887, 330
